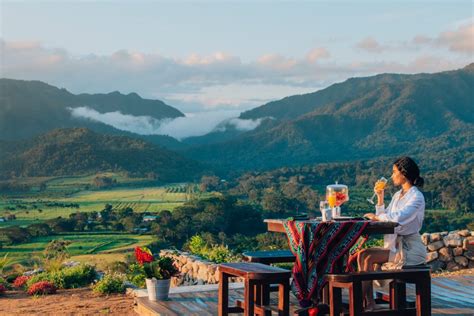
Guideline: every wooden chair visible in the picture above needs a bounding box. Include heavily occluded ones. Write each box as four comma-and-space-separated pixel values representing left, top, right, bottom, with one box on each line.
218, 262, 291, 316
326, 268, 431, 316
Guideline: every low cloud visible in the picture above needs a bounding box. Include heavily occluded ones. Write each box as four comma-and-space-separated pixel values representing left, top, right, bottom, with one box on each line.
215, 117, 266, 132
69, 106, 262, 140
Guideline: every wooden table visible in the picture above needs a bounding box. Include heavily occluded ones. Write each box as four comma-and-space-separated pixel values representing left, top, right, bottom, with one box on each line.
264, 218, 398, 235
264, 218, 399, 307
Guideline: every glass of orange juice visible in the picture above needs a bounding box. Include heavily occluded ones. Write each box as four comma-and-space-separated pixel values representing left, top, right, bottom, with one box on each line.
367, 177, 388, 204
327, 192, 336, 208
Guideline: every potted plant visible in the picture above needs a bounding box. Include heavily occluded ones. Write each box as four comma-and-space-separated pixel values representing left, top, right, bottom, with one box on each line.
134, 247, 179, 301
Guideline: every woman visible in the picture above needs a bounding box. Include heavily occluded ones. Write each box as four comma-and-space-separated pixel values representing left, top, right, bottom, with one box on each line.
358, 156, 427, 310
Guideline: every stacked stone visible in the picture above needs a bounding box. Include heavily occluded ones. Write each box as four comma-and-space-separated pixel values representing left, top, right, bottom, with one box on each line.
159, 250, 242, 287
423, 229, 474, 272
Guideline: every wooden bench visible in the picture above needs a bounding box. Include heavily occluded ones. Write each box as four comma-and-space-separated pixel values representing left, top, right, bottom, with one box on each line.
218, 262, 291, 316
326, 268, 431, 316
242, 250, 296, 265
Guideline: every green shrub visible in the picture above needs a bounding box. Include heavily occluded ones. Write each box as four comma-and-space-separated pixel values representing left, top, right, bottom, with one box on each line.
25, 264, 97, 289
186, 234, 239, 263
127, 263, 146, 288
92, 273, 125, 294
61, 264, 97, 288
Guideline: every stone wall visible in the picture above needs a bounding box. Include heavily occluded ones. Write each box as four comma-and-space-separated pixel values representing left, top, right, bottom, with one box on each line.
423, 229, 474, 271
159, 250, 241, 287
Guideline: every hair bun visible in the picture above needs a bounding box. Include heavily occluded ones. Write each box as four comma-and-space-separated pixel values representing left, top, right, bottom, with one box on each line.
414, 176, 424, 188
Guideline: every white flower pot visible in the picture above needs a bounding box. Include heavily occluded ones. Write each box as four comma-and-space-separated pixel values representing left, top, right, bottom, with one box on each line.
146, 278, 171, 301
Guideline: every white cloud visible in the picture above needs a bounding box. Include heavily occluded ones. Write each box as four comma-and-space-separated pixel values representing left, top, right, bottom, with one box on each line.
306, 47, 330, 63
436, 22, 474, 54
68, 106, 262, 139
411, 22, 474, 54
356, 37, 386, 53
1, 37, 471, 114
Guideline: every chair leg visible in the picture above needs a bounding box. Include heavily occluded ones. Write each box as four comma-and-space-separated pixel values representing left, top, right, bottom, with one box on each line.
349, 281, 363, 316
218, 271, 229, 316
278, 279, 290, 316
390, 280, 407, 311
329, 283, 342, 316
416, 276, 431, 316
244, 279, 255, 316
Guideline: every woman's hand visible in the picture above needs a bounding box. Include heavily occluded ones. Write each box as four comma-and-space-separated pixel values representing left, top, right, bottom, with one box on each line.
364, 213, 379, 221
374, 184, 384, 206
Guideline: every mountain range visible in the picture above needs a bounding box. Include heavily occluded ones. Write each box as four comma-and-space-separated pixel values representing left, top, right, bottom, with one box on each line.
1, 64, 473, 178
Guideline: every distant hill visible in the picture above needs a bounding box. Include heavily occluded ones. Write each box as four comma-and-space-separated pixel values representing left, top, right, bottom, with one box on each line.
184, 64, 474, 172
0, 128, 203, 181
0, 79, 184, 141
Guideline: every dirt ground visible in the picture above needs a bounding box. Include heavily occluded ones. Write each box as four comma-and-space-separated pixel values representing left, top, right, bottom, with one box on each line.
0, 288, 137, 316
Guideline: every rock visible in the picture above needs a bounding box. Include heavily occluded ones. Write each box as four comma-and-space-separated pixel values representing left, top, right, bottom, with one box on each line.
426, 251, 438, 263
446, 262, 462, 271
453, 247, 464, 256
428, 260, 446, 272
464, 250, 474, 260
427, 241, 444, 251
463, 237, 474, 250
438, 247, 453, 262
421, 233, 430, 245
469, 260, 474, 269
430, 233, 442, 242
454, 256, 468, 267
185, 262, 193, 270
443, 234, 462, 247
459, 229, 470, 237
440, 231, 448, 237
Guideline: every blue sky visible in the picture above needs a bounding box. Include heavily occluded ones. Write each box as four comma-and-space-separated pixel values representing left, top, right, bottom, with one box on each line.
1, 1, 473, 127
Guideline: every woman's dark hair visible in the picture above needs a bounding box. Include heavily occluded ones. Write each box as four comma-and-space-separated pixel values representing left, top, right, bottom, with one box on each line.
393, 156, 424, 187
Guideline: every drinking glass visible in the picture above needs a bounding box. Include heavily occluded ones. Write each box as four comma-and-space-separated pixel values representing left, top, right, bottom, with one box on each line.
367, 177, 388, 204
319, 201, 331, 221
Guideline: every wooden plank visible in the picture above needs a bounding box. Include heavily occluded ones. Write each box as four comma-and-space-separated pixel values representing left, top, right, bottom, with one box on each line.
134, 275, 474, 316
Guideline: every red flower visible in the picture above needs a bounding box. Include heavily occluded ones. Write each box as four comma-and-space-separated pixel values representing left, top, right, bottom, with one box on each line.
27, 281, 57, 295
0, 284, 6, 295
135, 246, 154, 265
13, 275, 31, 288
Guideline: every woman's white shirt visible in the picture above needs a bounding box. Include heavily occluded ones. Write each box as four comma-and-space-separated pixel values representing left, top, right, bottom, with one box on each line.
375, 186, 425, 252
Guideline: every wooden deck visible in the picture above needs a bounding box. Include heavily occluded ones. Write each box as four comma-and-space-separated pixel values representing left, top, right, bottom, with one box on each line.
134, 275, 474, 315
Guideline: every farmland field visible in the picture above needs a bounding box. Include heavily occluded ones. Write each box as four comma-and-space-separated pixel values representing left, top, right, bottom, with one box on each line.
0, 175, 205, 228
0, 232, 154, 269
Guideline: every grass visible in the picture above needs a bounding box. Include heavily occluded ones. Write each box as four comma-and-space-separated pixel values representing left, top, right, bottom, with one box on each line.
0, 233, 154, 268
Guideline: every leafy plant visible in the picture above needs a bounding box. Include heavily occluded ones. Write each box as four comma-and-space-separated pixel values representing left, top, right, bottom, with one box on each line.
92, 273, 125, 294
0, 284, 6, 296
186, 234, 238, 263
25, 264, 97, 289
27, 281, 57, 295
127, 263, 146, 288
133, 247, 179, 280
0, 253, 11, 275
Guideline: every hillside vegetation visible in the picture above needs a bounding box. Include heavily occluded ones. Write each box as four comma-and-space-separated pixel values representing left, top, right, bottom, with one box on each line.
0, 128, 203, 181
